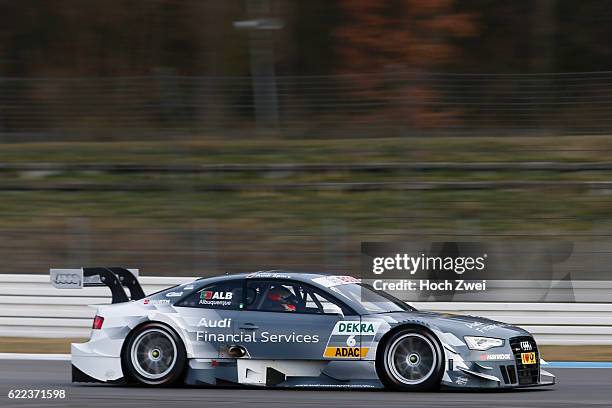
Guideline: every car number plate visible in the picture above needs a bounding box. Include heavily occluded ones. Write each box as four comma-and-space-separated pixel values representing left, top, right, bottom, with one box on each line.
521, 352, 536, 365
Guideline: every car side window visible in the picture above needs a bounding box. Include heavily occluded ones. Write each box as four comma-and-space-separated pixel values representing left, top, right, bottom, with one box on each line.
245, 280, 348, 314
175, 280, 243, 310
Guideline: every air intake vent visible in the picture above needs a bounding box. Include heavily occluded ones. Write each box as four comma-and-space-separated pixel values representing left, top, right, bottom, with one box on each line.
499, 365, 510, 384
509, 336, 539, 385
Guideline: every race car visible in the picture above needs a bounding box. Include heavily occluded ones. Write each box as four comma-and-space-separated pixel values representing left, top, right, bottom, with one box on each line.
50, 267, 555, 390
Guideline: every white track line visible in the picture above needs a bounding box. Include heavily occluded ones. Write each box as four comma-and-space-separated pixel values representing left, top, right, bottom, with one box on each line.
0, 353, 70, 360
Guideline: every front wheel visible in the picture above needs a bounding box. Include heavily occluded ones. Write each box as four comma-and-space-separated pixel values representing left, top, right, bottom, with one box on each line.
376, 327, 444, 391
123, 322, 186, 386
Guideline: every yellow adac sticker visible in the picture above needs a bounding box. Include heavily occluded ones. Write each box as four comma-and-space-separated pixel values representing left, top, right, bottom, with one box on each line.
323, 347, 369, 358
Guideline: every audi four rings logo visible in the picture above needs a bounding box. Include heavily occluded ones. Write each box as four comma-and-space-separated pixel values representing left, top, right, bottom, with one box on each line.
53, 273, 81, 285
520, 341, 532, 351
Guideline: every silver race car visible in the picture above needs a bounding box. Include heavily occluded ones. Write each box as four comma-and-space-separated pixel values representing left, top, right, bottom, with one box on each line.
50, 267, 555, 390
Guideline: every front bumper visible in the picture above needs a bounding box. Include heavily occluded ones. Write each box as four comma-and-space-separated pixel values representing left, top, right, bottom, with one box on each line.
442, 358, 556, 389
441, 334, 556, 389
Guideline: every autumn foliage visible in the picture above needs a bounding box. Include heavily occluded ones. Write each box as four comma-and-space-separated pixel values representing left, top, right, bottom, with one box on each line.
334, 0, 477, 130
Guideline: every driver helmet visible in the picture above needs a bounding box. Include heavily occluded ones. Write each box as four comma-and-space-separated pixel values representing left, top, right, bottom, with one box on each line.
267, 286, 296, 312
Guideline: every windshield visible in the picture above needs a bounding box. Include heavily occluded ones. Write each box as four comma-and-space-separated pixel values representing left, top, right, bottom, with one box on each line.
328, 283, 416, 314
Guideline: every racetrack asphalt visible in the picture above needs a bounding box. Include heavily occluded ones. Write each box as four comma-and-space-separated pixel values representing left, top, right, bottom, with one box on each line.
0, 360, 609, 408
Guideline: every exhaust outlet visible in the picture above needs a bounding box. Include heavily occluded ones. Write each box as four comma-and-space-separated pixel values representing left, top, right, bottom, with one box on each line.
227, 345, 247, 358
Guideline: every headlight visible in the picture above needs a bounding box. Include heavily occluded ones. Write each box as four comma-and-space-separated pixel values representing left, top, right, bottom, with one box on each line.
464, 336, 504, 350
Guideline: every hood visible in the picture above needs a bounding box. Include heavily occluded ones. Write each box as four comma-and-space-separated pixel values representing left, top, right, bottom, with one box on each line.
376, 310, 531, 340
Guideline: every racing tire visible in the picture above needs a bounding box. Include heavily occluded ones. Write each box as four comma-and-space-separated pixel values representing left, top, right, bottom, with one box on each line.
122, 322, 186, 386
376, 327, 444, 391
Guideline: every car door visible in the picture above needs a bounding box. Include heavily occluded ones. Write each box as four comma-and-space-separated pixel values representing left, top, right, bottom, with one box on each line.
173, 279, 244, 358
233, 279, 362, 360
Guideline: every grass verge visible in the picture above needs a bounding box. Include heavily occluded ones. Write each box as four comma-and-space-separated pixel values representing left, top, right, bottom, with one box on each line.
0, 337, 87, 354
1, 135, 612, 164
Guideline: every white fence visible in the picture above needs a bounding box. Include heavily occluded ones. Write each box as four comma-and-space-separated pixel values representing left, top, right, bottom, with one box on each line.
1, 274, 611, 345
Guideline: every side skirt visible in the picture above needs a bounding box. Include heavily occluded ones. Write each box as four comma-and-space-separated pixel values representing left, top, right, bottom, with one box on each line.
184, 359, 385, 389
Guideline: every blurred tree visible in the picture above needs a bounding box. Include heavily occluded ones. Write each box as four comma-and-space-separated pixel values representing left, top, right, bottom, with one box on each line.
0, 0, 252, 134
333, 0, 477, 132
0, 0, 252, 77
556, 0, 612, 72
335, 0, 476, 73
2, 0, 612, 137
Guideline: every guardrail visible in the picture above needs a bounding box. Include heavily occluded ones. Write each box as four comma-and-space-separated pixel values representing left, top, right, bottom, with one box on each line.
1, 274, 610, 345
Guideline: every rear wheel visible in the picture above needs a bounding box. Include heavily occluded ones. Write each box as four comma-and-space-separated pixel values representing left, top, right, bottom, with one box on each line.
376, 327, 443, 391
123, 322, 186, 386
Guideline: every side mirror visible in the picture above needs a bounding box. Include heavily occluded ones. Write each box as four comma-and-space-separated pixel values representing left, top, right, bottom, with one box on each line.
323, 303, 344, 317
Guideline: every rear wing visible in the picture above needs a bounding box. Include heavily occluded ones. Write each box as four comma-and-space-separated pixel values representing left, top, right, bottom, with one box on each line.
50, 267, 145, 304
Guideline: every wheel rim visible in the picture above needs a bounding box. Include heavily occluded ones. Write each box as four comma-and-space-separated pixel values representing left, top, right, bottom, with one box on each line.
130, 328, 177, 380
385, 333, 437, 385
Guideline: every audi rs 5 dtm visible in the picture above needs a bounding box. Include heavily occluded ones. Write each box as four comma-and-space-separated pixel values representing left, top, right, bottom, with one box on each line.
49, 267, 555, 391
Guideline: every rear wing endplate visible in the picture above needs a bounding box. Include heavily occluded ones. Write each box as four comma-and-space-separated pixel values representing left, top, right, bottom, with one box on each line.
50, 267, 145, 304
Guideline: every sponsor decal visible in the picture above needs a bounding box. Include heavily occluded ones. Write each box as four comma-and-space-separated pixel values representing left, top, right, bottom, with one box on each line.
245, 272, 292, 279
196, 331, 319, 343
143, 298, 170, 305
194, 316, 319, 344
312, 276, 360, 288
465, 321, 505, 333
166, 291, 183, 297
323, 347, 368, 358
294, 384, 376, 389
197, 317, 232, 328
332, 321, 380, 335
480, 353, 512, 361
323, 319, 384, 359
52, 273, 82, 285
202, 291, 231, 300
455, 376, 468, 386
521, 352, 537, 365
199, 291, 233, 307
520, 341, 533, 351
